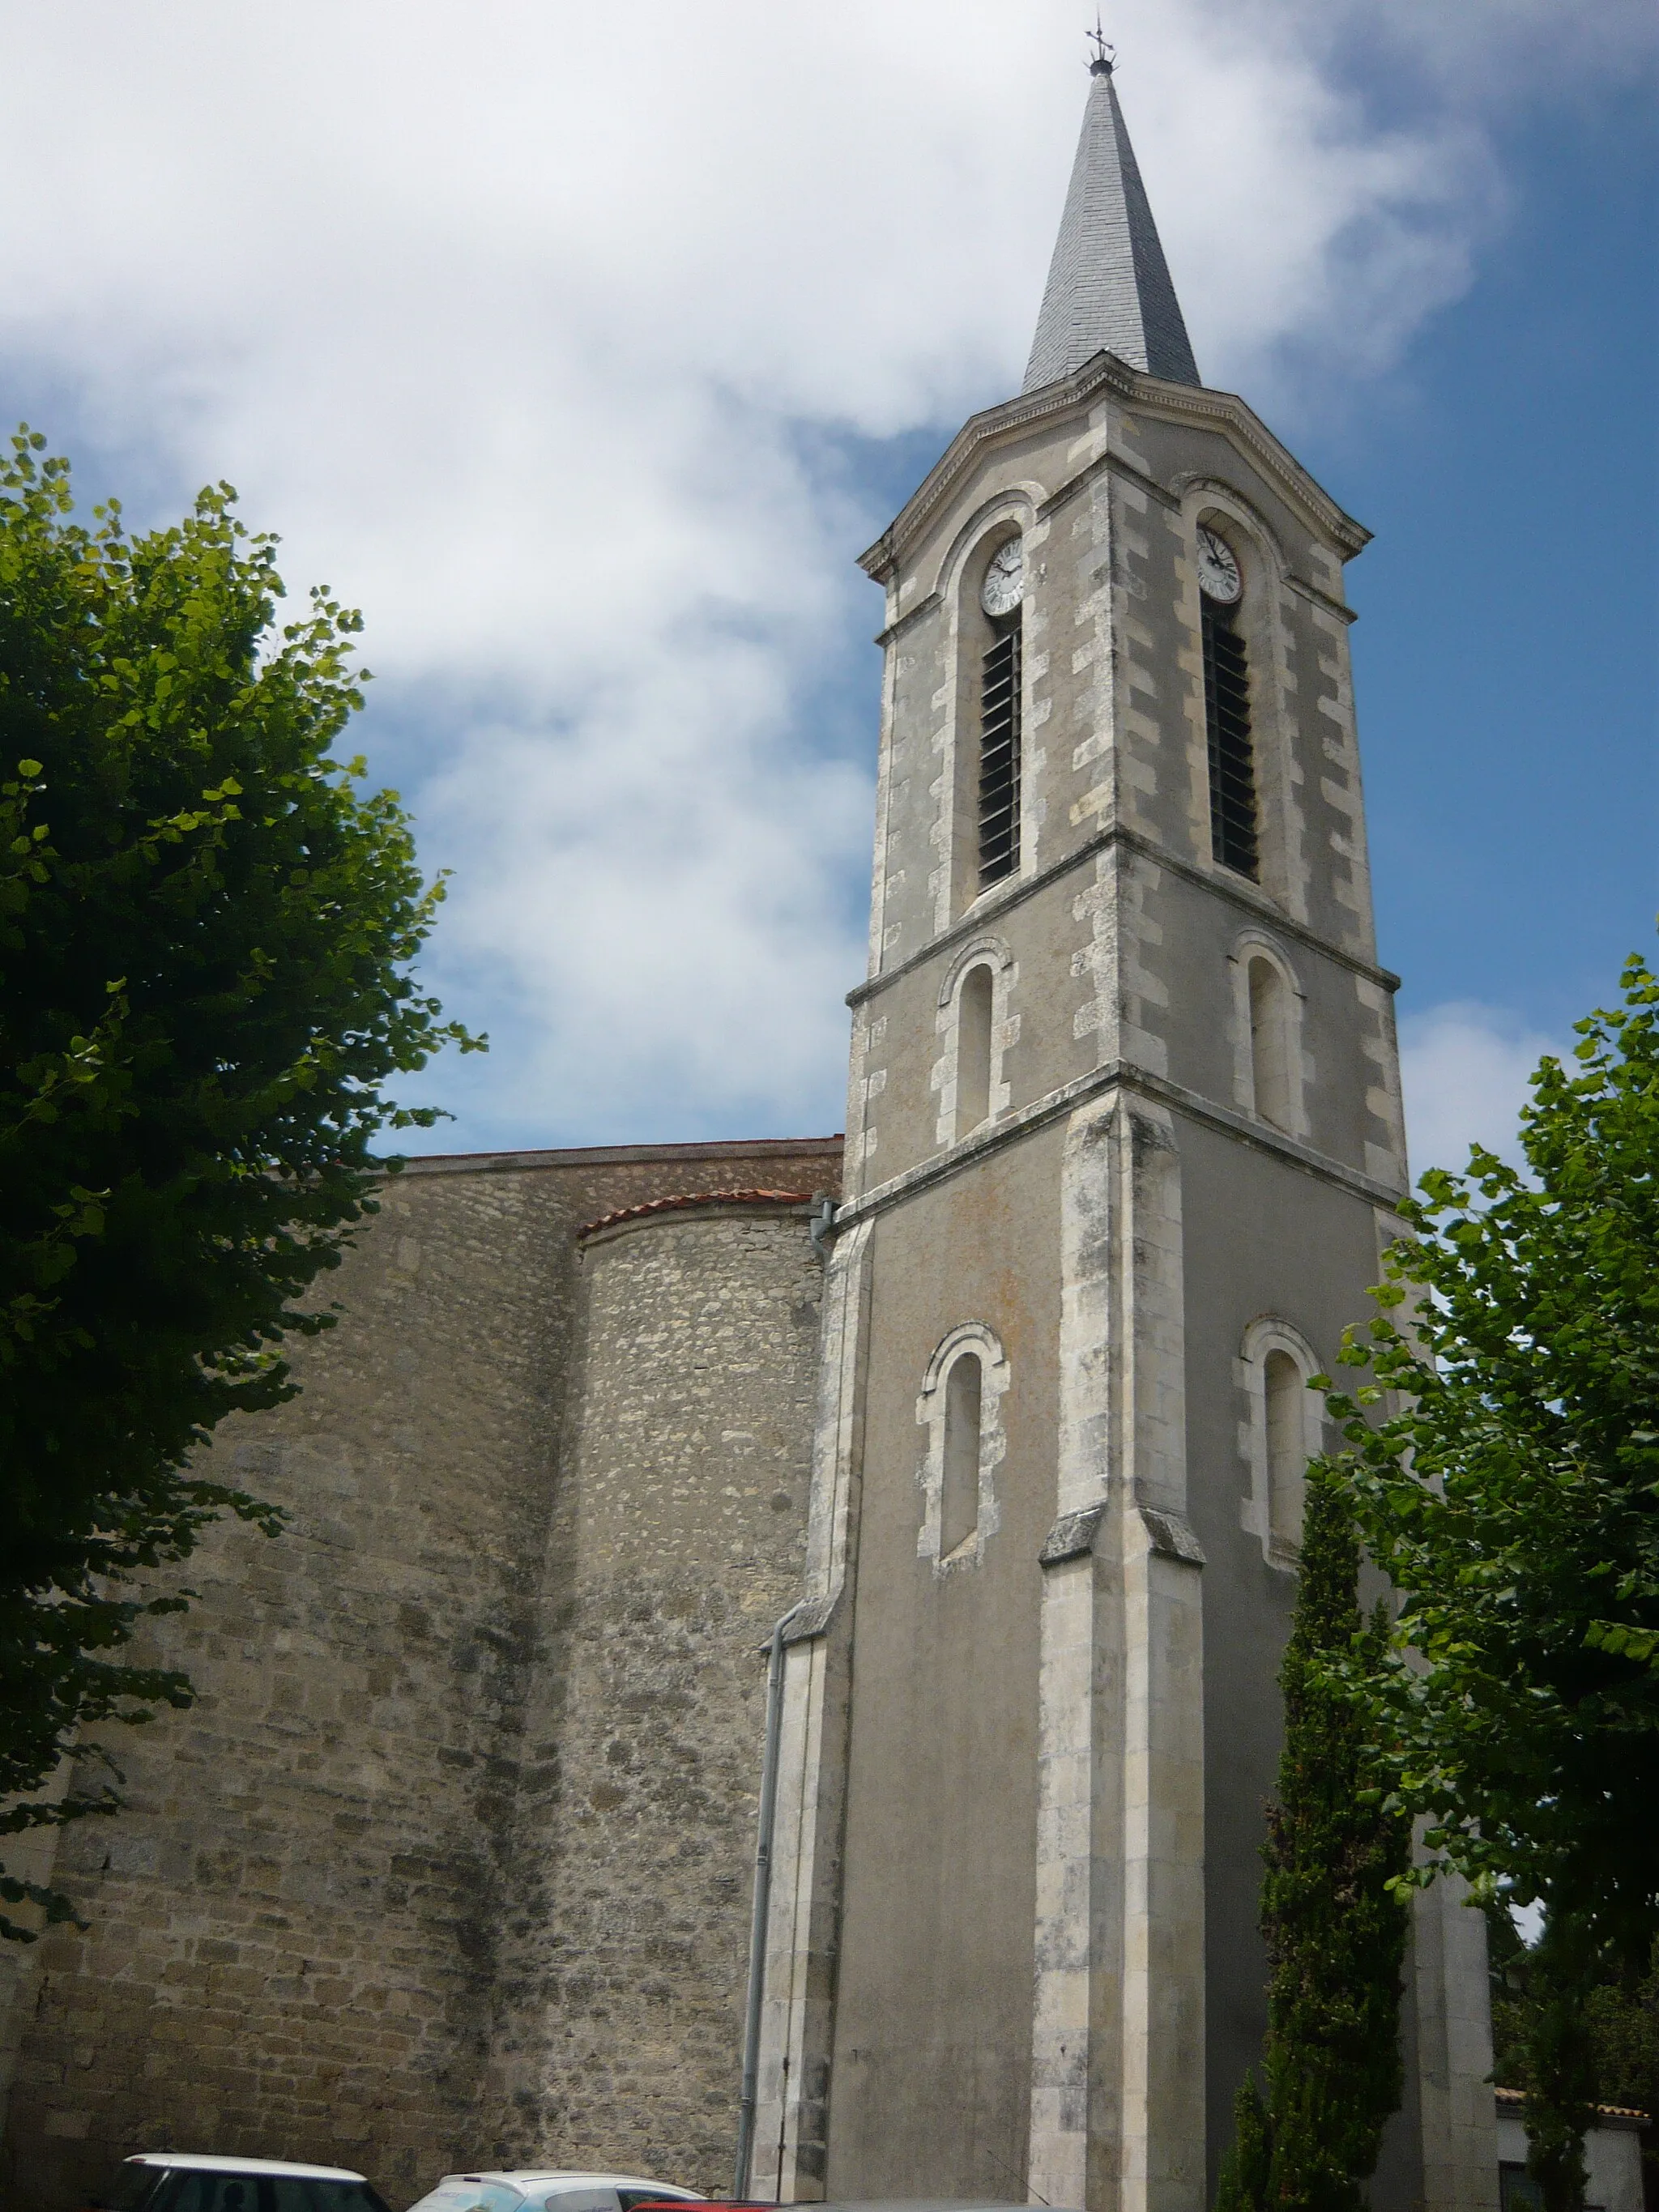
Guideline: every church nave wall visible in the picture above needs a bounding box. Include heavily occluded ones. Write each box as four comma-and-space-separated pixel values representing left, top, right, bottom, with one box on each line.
0, 1140, 840, 2212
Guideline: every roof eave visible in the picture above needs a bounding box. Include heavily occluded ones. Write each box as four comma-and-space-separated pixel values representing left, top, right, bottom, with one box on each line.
859, 350, 1371, 584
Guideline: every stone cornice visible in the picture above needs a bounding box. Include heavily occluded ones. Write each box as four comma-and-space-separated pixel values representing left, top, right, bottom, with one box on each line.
858, 352, 1370, 584
873, 590, 944, 650
846, 821, 1398, 1007
831, 1059, 1406, 1234
1282, 572, 1359, 626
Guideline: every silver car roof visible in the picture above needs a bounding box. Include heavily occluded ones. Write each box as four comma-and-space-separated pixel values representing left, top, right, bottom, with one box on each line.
126, 2158, 368, 2184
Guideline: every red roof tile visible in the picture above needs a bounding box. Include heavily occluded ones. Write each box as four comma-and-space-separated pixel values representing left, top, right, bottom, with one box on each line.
1495, 2086, 1650, 2123
577, 1187, 817, 1241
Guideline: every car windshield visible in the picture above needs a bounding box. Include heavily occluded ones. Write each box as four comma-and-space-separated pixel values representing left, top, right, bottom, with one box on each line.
150, 2176, 390, 2212
405, 2184, 525, 2212
102, 2170, 168, 2212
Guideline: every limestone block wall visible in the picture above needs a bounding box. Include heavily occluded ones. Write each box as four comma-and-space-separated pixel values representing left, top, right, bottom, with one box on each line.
0, 1138, 840, 2212
481, 1198, 826, 2191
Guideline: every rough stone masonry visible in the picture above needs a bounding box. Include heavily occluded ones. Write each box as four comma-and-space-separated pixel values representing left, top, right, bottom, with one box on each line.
0, 1139, 841, 2208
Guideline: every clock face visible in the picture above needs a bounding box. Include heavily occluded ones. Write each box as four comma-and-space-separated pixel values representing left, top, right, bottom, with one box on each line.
1196, 526, 1243, 604
981, 538, 1025, 619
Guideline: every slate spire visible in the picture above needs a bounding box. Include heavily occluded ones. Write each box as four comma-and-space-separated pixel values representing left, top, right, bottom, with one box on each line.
1023, 47, 1201, 392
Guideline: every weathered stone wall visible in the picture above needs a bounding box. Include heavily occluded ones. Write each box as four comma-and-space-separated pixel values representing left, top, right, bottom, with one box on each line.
481, 1200, 826, 2191
0, 1139, 839, 2212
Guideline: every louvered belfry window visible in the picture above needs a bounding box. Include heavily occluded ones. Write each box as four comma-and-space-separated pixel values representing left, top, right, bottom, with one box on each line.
978, 612, 1022, 889
1202, 596, 1260, 879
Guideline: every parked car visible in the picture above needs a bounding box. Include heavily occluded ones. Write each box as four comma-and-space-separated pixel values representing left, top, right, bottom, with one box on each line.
94, 2154, 393, 2212
405, 2176, 703, 2212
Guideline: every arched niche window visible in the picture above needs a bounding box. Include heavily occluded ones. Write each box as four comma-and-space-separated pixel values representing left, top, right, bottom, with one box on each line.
1196, 523, 1259, 880
915, 1323, 1009, 1575
1264, 1350, 1307, 1552
975, 535, 1025, 892
1230, 935, 1304, 1139
934, 937, 1016, 1153
1248, 956, 1294, 1132
1237, 1319, 1321, 1566
955, 963, 994, 1137
940, 1353, 983, 1560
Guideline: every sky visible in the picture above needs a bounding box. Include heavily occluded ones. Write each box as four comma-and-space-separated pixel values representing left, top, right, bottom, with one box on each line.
1, 1, 1653, 1174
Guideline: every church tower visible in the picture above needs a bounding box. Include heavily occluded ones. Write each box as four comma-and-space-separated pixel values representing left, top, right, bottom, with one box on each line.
754, 48, 1499, 2212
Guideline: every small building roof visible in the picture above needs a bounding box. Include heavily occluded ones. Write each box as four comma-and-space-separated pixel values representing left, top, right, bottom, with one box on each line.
1495, 2085, 1651, 2126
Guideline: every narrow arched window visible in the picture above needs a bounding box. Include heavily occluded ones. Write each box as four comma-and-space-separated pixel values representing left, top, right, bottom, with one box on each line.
1247, 957, 1292, 1132
977, 539, 1024, 889
940, 1353, 983, 1559
1198, 527, 1258, 879
955, 964, 994, 1137
1264, 1349, 1307, 1552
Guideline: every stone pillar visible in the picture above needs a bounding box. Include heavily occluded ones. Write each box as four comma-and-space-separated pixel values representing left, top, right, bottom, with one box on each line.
1112, 1102, 1205, 2212
1030, 1097, 1118, 2210
1027, 1097, 1205, 2212
1414, 1874, 1501, 2212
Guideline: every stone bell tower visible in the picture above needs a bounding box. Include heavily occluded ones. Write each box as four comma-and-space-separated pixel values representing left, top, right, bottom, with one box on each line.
751, 45, 1499, 2212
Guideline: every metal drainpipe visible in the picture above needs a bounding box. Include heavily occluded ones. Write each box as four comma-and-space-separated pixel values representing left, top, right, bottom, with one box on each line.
734, 1193, 834, 2194
734, 1604, 798, 2198
808, 1192, 837, 1262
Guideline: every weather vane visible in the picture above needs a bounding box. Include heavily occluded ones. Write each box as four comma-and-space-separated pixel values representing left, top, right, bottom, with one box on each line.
1087, 14, 1116, 74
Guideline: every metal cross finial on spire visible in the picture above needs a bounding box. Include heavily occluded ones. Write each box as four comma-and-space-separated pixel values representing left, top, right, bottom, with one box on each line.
1024, 11, 1200, 390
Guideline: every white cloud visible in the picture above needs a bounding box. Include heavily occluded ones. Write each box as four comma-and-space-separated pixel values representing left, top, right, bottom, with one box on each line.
0, 0, 1648, 1143
1399, 1002, 1564, 1178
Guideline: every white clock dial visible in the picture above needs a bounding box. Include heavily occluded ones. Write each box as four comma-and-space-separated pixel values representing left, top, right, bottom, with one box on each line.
1196, 526, 1243, 604
980, 538, 1025, 618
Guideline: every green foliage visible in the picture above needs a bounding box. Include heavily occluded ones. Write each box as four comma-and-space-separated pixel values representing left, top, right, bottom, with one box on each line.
0, 428, 481, 1935
1317, 948, 1659, 2209
1262, 1466, 1411, 2210
1580, 1945, 1659, 2120
1489, 1909, 1659, 2201
1318, 952, 1659, 1947
1213, 2078, 1271, 2212
1520, 1916, 1603, 2212
1213, 1465, 1410, 2212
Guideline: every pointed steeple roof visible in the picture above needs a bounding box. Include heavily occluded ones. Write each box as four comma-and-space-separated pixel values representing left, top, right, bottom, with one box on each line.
1023, 53, 1200, 393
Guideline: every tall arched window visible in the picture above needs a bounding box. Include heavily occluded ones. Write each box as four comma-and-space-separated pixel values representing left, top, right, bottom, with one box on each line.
955, 964, 994, 1137
976, 536, 1025, 889
940, 1352, 983, 1560
1264, 1349, 1307, 1552
916, 1321, 1009, 1575
1247, 956, 1293, 1132
1239, 1317, 1320, 1566
1197, 526, 1258, 880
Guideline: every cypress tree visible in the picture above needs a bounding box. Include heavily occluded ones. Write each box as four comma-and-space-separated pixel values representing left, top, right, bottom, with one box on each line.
1214, 1462, 1410, 2212
1214, 2077, 1271, 2212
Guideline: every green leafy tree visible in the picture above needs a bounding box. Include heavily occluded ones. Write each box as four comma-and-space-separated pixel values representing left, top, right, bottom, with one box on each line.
1213, 1464, 1410, 2212
1488, 1909, 1659, 2201
0, 429, 481, 1935
1320, 951, 1659, 2211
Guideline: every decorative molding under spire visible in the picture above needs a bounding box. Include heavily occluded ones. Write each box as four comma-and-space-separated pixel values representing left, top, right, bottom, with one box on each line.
1023, 56, 1200, 392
